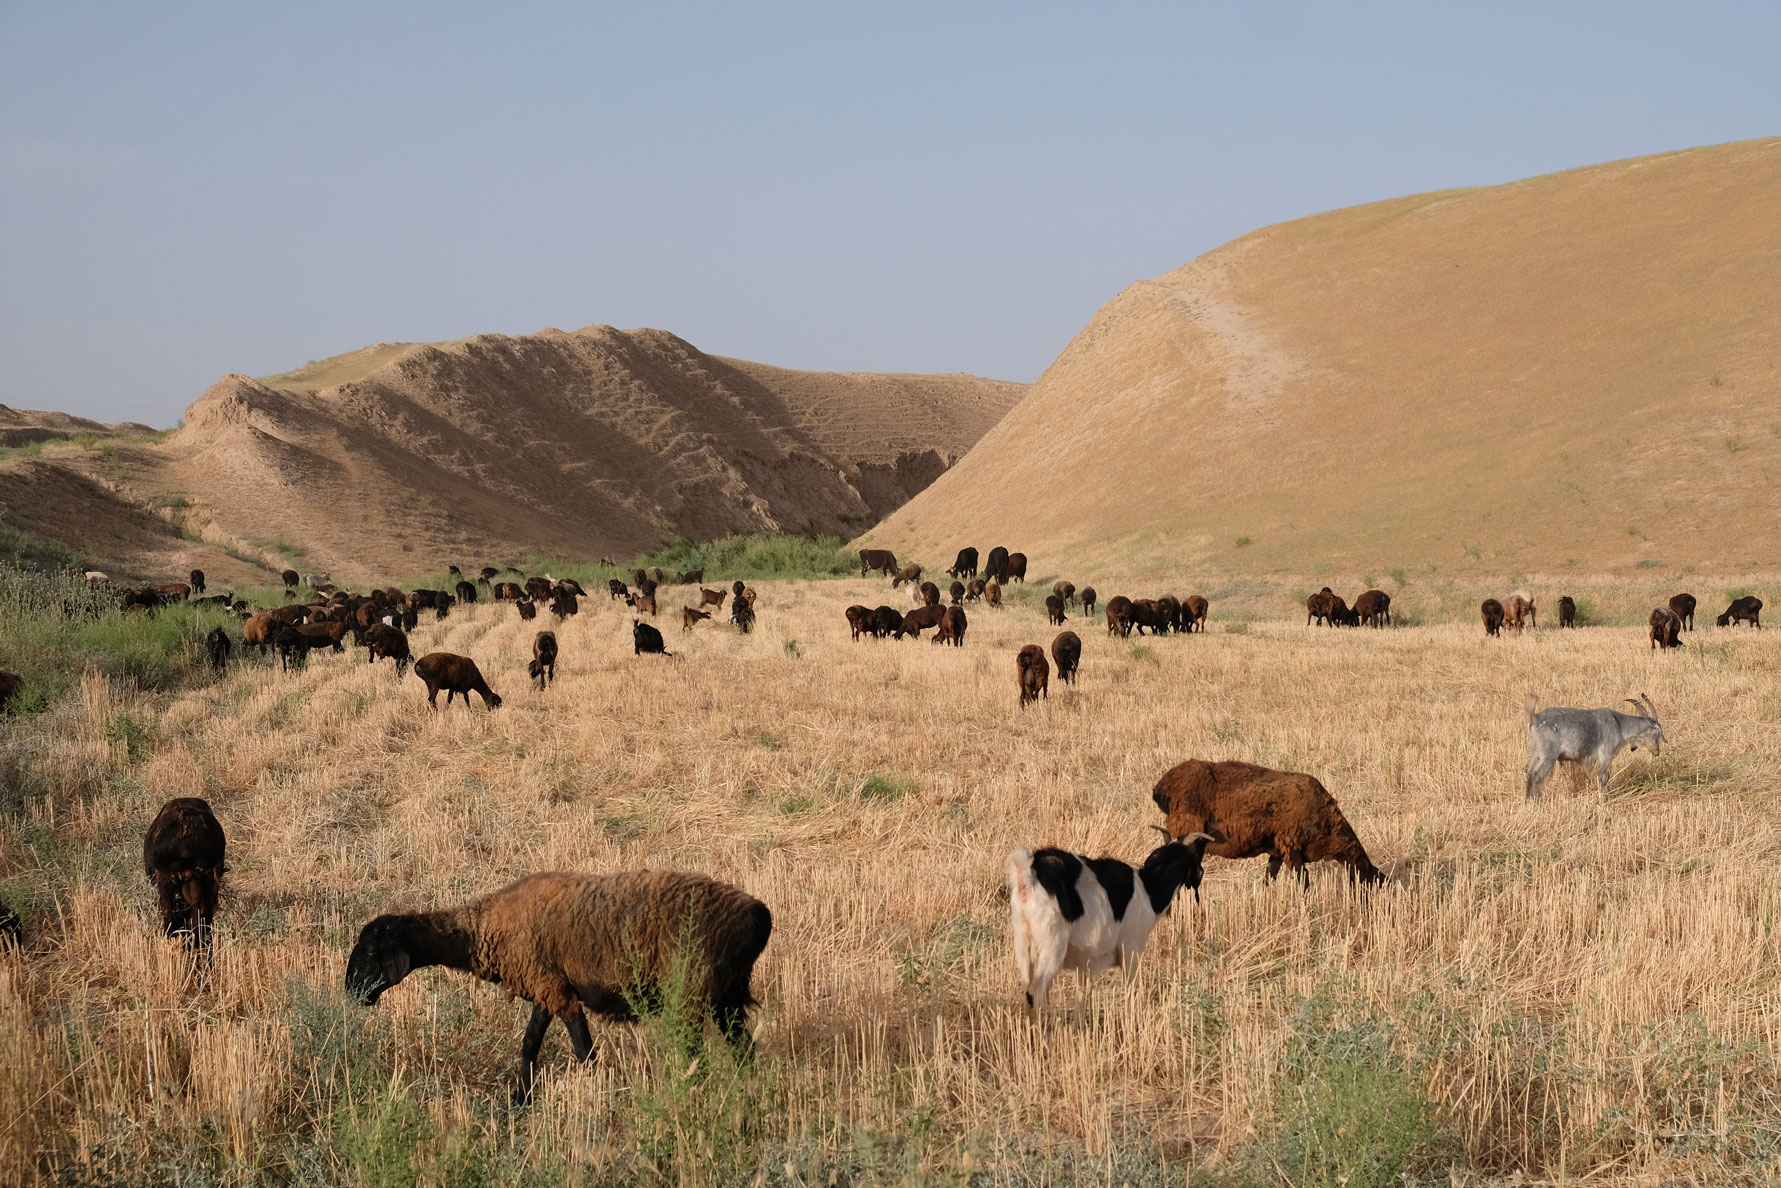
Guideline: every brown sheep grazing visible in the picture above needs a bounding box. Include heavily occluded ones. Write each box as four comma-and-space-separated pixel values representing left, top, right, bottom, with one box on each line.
947, 547, 979, 579
1323, 594, 1357, 628
1481, 598, 1506, 637
1717, 596, 1763, 628
965, 579, 986, 602
1005, 552, 1028, 583
455, 580, 479, 604
345, 871, 772, 1103
1050, 630, 1081, 684
1558, 595, 1576, 628
1046, 594, 1067, 625
636, 578, 659, 599
274, 624, 310, 673
949, 581, 965, 605
189, 568, 206, 595
607, 578, 629, 601
203, 627, 232, 671
698, 587, 726, 608
845, 604, 873, 641
281, 568, 300, 590
674, 568, 704, 585
295, 620, 349, 654
0, 670, 23, 715
1017, 644, 1049, 706
1306, 587, 1335, 627
1080, 587, 1097, 617
143, 798, 227, 948
1155, 595, 1182, 634
156, 582, 192, 601
859, 548, 898, 578
985, 582, 1003, 610
516, 599, 538, 620
933, 605, 968, 646
1052, 580, 1075, 605
1104, 595, 1132, 637
870, 605, 904, 638
891, 563, 923, 589
1354, 589, 1391, 628
1668, 592, 1696, 631
1184, 594, 1209, 632
634, 592, 658, 618
414, 652, 503, 710
242, 612, 278, 655
897, 603, 946, 639
1152, 759, 1383, 886
1649, 607, 1684, 650
1127, 598, 1163, 635
917, 581, 941, 607
364, 623, 412, 675
683, 606, 712, 631
530, 631, 559, 688
1506, 592, 1536, 632
742, 586, 757, 608
494, 581, 525, 600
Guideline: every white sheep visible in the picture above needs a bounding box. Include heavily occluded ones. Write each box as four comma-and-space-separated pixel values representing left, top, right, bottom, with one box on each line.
1006, 827, 1211, 1009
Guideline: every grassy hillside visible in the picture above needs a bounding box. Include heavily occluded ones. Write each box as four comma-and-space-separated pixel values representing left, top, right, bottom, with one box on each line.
864, 138, 1781, 580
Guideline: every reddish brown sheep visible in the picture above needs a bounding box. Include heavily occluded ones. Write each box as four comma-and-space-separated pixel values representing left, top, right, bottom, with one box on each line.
1353, 589, 1391, 628
363, 623, 412, 675
965, 579, 986, 602
1152, 759, 1383, 885
530, 631, 558, 688
1668, 592, 1696, 631
1184, 594, 1208, 632
897, 604, 946, 639
143, 798, 227, 948
1306, 587, 1335, 626
1052, 580, 1075, 605
1481, 598, 1505, 637
1717, 596, 1763, 628
933, 605, 968, 646
1017, 644, 1049, 707
985, 582, 1003, 610
1005, 552, 1028, 583
698, 587, 726, 608
1079, 587, 1097, 617
1050, 630, 1080, 684
949, 581, 966, 605
1649, 607, 1683, 650
683, 606, 712, 631
1104, 595, 1132, 637
0, 671, 23, 715
845, 604, 873, 641
859, 549, 898, 578
917, 581, 941, 607
891, 563, 923, 589
414, 652, 503, 710
1046, 594, 1067, 625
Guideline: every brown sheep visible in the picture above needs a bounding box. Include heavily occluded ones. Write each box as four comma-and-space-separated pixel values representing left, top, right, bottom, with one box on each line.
1046, 594, 1067, 625
523, 576, 552, 601
1481, 598, 1505, 637
1324, 594, 1356, 628
242, 612, 279, 655
949, 581, 965, 605
917, 581, 941, 607
932, 605, 968, 646
1649, 607, 1684, 650
891, 563, 923, 589
985, 582, 1003, 610
1506, 592, 1536, 632
530, 632, 558, 688
674, 568, 704, 585
1105, 595, 1132, 637
1127, 598, 1163, 635
143, 798, 227, 948
345, 871, 772, 1103
364, 623, 411, 675
870, 605, 904, 638
1558, 595, 1576, 628
1080, 587, 1097, 617
860, 549, 898, 577
845, 604, 873, 641
607, 578, 629, 601
1005, 552, 1028, 583
683, 606, 712, 631
1152, 759, 1383, 885
634, 592, 657, 618
1017, 644, 1049, 707
633, 620, 671, 656
205, 627, 232, 670
965, 579, 986, 602
0, 671, 23, 715
1184, 594, 1208, 632
698, 587, 726, 608
1718, 596, 1763, 628
295, 620, 349, 653
742, 587, 757, 608
414, 652, 502, 710
494, 581, 525, 600
455, 580, 479, 604
156, 582, 192, 601
1306, 587, 1335, 627
516, 599, 538, 620
1668, 592, 1696, 631
550, 591, 579, 620
1050, 631, 1080, 684
897, 604, 946, 639
1052, 580, 1075, 605
1353, 589, 1391, 628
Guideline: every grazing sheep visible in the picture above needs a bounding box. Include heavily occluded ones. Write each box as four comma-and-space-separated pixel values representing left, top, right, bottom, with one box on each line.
1080, 587, 1097, 618
1005, 552, 1028, 583
555, 579, 587, 598
1506, 592, 1536, 632
413, 652, 502, 710
1152, 759, 1384, 885
1050, 630, 1081, 684
1649, 607, 1684, 650
1007, 828, 1212, 1010
345, 871, 772, 1101
189, 568, 206, 595
482, 566, 501, 583
674, 568, 704, 585
1127, 598, 1163, 635
698, 587, 726, 608
516, 599, 538, 620
859, 549, 898, 578
1481, 598, 1506, 637
1669, 593, 1696, 631
870, 605, 904, 639
1155, 595, 1182, 634
965, 579, 986, 602
530, 632, 558, 689
1717, 596, 1762, 628
633, 620, 671, 656
454, 580, 478, 605
242, 613, 277, 656
933, 605, 968, 646
917, 581, 941, 607
948, 547, 979, 579
683, 606, 712, 631
0, 671, 23, 715
984, 546, 1010, 583
985, 582, 1003, 610
1323, 594, 1356, 628
526, 576, 553, 602
295, 620, 349, 654
949, 581, 966, 605
634, 593, 658, 618
274, 624, 309, 673
1525, 694, 1665, 801
1306, 587, 1335, 627
1558, 595, 1577, 628
1052, 580, 1075, 606
156, 582, 192, 601
1017, 644, 1049, 707
1105, 595, 1132, 637
143, 798, 226, 948
493, 581, 524, 600
1046, 594, 1067, 626
433, 593, 455, 622
364, 623, 412, 675
204, 627, 232, 671
891, 563, 923, 589
636, 578, 659, 599
550, 591, 579, 620
607, 579, 629, 601
844, 604, 872, 641
281, 569, 300, 590
1354, 589, 1391, 628
730, 595, 755, 633
1183, 594, 1208, 633
897, 604, 945, 639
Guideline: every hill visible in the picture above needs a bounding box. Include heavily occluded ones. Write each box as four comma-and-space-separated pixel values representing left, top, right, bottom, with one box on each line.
7, 327, 1023, 581
862, 138, 1781, 580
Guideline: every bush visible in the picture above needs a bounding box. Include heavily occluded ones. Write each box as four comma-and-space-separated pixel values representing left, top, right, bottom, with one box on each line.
629, 533, 856, 581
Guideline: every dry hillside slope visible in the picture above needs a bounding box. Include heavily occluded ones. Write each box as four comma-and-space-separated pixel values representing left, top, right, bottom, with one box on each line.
30, 327, 1022, 581
864, 138, 1781, 578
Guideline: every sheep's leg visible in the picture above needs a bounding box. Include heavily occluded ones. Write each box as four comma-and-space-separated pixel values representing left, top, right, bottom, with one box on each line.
514, 1004, 554, 1105
1525, 755, 1554, 800
564, 1008, 594, 1063
1266, 854, 1283, 880
1597, 757, 1614, 801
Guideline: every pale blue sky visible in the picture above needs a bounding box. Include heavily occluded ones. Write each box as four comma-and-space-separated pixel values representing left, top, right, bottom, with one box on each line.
2, 1, 1775, 425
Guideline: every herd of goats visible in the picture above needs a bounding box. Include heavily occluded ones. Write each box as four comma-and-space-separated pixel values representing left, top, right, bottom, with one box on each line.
0, 543, 1764, 1103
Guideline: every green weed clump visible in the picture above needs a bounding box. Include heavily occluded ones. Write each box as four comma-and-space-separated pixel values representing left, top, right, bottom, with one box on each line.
628, 533, 857, 581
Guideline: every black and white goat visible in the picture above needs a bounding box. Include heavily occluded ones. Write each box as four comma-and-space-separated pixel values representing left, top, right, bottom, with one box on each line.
1006, 826, 1212, 1010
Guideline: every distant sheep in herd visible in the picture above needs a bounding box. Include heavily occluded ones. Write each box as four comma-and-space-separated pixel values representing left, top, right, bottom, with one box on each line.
346, 871, 771, 1102
1017, 644, 1049, 706
933, 605, 967, 646
1718, 596, 1762, 628
1649, 607, 1683, 650
1050, 630, 1080, 684
633, 619, 671, 656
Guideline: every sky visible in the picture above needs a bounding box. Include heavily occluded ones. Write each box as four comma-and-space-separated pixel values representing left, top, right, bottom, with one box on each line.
1, 1, 1776, 426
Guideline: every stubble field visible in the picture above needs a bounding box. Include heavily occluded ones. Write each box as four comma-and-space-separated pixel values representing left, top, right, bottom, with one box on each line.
3, 574, 1780, 1186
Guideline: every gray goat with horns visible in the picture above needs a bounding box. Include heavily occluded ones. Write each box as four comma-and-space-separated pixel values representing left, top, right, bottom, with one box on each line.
1524, 693, 1665, 801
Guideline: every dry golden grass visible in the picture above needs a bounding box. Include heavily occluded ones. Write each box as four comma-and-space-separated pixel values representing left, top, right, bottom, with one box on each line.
4, 576, 1781, 1184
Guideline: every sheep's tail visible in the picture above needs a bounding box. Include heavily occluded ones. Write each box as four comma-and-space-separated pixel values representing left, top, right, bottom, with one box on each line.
1006, 846, 1036, 894
1524, 694, 1539, 725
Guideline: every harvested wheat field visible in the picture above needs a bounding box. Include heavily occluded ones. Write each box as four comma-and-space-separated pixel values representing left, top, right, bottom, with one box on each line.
4, 576, 1781, 1185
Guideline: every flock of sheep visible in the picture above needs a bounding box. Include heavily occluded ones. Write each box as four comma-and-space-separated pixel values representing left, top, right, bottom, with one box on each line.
6, 547, 1762, 1103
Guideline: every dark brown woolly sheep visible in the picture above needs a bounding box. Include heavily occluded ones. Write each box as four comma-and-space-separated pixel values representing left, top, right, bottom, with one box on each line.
633, 620, 671, 656
870, 605, 903, 638
482, 566, 501, 583
494, 582, 525, 600
608, 579, 629, 601
1306, 587, 1335, 626
1323, 594, 1355, 628
281, 568, 300, 590
1184, 594, 1208, 632
364, 623, 412, 675
634, 593, 658, 618
1155, 595, 1182, 633
295, 620, 349, 654
891, 563, 923, 589
845, 604, 873, 641
948, 547, 979, 579
1005, 552, 1028, 583
1152, 759, 1383, 885
1052, 580, 1075, 605
917, 581, 941, 607
1046, 594, 1067, 625
698, 587, 726, 608
414, 652, 502, 710
1649, 607, 1684, 650
455, 580, 478, 605
731, 579, 745, 598
1017, 644, 1049, 707
204, 627, 232, 671
1050, 631, 1081, 684
1668, 593, 1696, 631
730, 595, 755, 633
550, 592, 579, 620
933, 605, 967, 646
674, 568, 704, 585
189, 569, 206, 595
965, 579, 986, 602
897, 604, 946, 639
1718, 596, 1763, 628
1481, 598, 1505, 637
859, 549, 898, 578
1354, 589, 1391, 628
1105, 595, 1132, 637
143, 798, 227, 948
0, 671, 23, 715
516, 599, 538, 620
683, 606, 712, 631
274, 624, 309, 672
556, 579, 587, 598
949, 581, 965, 605
1558, 595, 1576, 628
1127, 598, 1163, 635
345, 871, 772, 1102
525, 576, 553, 602
1080, 587, 1097, 617
985, 582, 1003, 610
530, 632, 558, 688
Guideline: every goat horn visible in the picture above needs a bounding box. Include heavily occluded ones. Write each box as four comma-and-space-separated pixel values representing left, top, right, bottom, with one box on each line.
1178, 832, 1213, 845
1150, 824, 1173, 843
1622, 699, 1646, 713
1641, 693, 1657, 716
